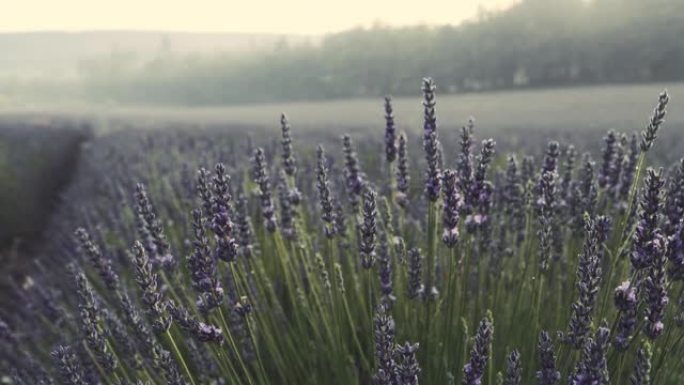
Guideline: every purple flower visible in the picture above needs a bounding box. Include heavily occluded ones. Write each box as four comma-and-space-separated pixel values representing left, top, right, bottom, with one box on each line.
210, 164, 239, 263
457, 119, 475, 213
614, 281, 638, 350
135, 183, 175, 269
169, 302, 224, 343
560, 145, 577, 204
396, 342, 421, 385
640, 90, 669, 152
343, 134, 365, 209
277, 170, 298, 240
74, 270, 118, 372
462, 312, 493, 385
280, 113, 297, 176
52, 345, 89, 385
664, 159, 684, 237
644, 230, 669, 340
196, 168, 214, 219
598, 130, 618, 189
562, 215, 604, 349
377, 230, 395, 306
441, 169, 462, 248
234, 187, 255, 259
407, 248, 424, 300
631, 168, 664, 270
537, 170, 557, 271
360, 187, 378, 269
396, 132, 411, 208
536, 331, 560, 385
316, 145, 336, 238
74, 228, 119, 290
422, 78, 441, 202
569, 322, 610, 385
504, 349, 522, 385
630, 341, 652, 385
669, 219, 684, 281
132, 241, 171, 334
384, 96, 397, 164
187, 209, 224, 312
252, 148, 278, 232
619, 133, 639, 201
470, 139, 496, 209
372, 305, 397, 385
540, 141, 561, 177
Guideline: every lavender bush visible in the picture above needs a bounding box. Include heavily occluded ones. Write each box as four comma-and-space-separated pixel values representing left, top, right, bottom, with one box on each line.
1, 80, 683, 385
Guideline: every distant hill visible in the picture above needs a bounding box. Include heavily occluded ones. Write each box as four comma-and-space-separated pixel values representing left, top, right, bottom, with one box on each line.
0, 31, 317, 77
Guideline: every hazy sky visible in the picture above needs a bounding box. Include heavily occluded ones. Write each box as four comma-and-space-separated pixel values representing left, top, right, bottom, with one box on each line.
3, 0, 518, 35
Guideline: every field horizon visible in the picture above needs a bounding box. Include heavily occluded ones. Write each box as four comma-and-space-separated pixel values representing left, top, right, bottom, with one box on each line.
1, 81, 681, 134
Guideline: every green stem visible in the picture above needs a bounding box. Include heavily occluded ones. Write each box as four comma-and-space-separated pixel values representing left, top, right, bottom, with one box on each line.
165, 329, 198, 385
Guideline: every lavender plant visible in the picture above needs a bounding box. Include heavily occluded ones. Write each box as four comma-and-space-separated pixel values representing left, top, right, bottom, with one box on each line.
2, 81, 682, 385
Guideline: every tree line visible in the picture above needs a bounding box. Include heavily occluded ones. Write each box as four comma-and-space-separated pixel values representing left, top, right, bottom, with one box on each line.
73, 0, 684, 105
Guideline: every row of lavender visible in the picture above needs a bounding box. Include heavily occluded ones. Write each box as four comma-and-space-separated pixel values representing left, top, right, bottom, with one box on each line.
1, 78, 683, 384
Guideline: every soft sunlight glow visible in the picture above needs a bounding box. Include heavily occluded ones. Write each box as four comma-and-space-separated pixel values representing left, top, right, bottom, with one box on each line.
2, 0, 518, 34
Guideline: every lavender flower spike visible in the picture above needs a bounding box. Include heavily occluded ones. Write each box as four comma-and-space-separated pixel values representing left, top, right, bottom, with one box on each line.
360, 187, 378, 269
536, 331, 560, 385
396, 342, 421, 385
644, 230, 669, 340
569, 321, 610, 385
342, 134, 365, 209
135, 183, 175, 269
316, 145, 336, 238
504, 350, 522, 385
277, 170, 297, 240
640, 90, 669, 152
613, 280, 638, 350
669, 218, 684, 281
372, 305, 397, 385
74, 227, 119, 290
169, 302, 224, 343
132, 240, 171, 334
187, 209, 224, 312
537, 170, 557, 271
407, 247, 425, 300
442, 169, 462, 248
280, 113, 297, 176
462, 311, 494, 385
51, 345, 90, 385
422, 77, 441, 202
252, 147, 278, 232
196, 167, 214, 218
470, 139, 496, 207
384, 96, 397, 164
562, 214, 604, 349
629, 341, 652, 385
396, 132, 411, 208
211, 163, 239, 262
74, 270, 118, 372
631, 168, 664, 270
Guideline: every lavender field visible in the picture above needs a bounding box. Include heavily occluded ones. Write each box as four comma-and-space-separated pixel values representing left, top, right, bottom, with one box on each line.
1, 78, 683, 385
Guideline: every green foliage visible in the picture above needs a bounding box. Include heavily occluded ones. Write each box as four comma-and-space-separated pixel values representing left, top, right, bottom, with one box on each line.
3, 84, 684, 384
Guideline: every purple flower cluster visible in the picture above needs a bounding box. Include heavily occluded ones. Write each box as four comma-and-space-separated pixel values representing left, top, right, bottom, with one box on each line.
441, 169, 461, 248
422, 78, 441, 202
462, 312, 493, 385
252, 147, 278, 232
